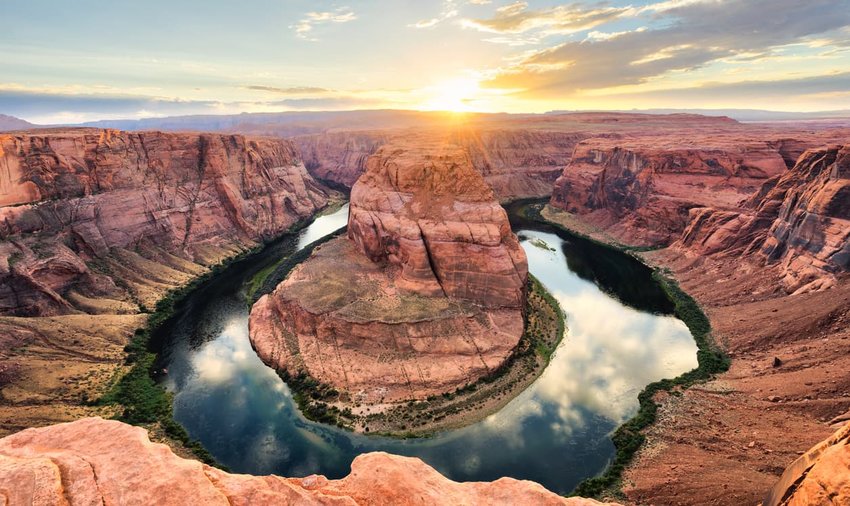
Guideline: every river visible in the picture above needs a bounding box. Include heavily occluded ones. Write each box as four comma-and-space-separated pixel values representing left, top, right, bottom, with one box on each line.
155, 202, 698, 494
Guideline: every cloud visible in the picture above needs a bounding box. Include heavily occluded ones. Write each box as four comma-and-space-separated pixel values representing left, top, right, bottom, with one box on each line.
482, 0, 850, 96
244, 85, 331, 95
409, 0, 461, 29
292, 8, 357, 40
606, 71, 850, 102
461, 1, 630, 36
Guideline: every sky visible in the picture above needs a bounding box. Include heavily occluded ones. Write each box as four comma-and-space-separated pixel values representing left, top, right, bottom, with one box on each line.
2, 0, 850, 123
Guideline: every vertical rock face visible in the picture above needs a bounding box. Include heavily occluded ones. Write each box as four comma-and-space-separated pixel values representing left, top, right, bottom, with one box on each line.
549, 139, 789, 246
347, 142, 528, 308
250, 138, 528, 402
0, 418, 615, 506
0, 129, 329, 315
677, 145, 850, 293
297, 128, 582, 199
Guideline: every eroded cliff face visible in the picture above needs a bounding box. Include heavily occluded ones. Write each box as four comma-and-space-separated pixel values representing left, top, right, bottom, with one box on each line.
0, 417, 617, 506
250, 138, 528, 402
297, 128, 583, 200
549, 139, 789, 246
0, 129, 329, 316
677, 145, 850, 293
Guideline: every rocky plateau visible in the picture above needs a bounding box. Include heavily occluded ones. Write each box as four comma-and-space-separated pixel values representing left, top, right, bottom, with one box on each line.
250, 134, 528, 403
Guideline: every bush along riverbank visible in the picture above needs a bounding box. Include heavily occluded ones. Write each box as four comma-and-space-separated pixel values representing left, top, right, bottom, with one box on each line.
279, 274, 566, 437
95, 212, 332, 469
512, 201, 730, 500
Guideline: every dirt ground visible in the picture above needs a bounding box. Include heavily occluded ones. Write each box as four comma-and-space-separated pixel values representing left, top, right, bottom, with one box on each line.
544, 205, 850, 505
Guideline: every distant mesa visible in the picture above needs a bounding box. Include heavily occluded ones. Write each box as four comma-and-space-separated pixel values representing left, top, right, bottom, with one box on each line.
249, 134, 529, 403
0, 114, 35, 132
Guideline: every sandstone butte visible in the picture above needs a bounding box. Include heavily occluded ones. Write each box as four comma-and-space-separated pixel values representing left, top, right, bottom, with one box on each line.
249, 135, 529, 402
0, 417, 618, 506
297, 127, 581, 201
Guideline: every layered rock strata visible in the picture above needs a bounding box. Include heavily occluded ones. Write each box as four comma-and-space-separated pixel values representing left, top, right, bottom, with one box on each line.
0, 417, 616, 506
0, 128, 329, 436
549, 138, 790, 246
677, 145, 850, 293
298, 128, 582, 199
250, 139, 528, 402
0, 129, 329, 316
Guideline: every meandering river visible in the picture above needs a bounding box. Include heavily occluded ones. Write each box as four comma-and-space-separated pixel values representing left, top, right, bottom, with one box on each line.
155, 202, 698, 494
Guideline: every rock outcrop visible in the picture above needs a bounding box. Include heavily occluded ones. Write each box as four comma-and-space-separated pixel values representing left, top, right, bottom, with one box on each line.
549, 138, 789, 246
0, 417, 618, 506
0, 129, 329, 315
677, 144, 850, 293
764, 422, 850, 506
250, 138, 528, 402
298, 128, 582, 200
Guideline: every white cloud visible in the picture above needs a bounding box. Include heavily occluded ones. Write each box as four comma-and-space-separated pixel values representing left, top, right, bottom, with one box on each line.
292, 8, 357, 41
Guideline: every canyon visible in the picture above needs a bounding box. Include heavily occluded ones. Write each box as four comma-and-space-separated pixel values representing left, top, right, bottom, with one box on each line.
1, 112, 849, 505
249, 134, 529, 405
0, 417, 615, 506
0, 128, 330, 434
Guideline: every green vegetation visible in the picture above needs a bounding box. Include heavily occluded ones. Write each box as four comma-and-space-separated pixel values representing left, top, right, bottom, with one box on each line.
569, 259, 729, 500
95, 211, 334, 469
338, 274, 566, 437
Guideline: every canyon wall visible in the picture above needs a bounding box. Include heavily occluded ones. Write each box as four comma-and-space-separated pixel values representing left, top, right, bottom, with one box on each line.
298, 128, 582, 200
549, 138, 789, 246
677, 144, 850, 293
0, 129, 329, 316
250, 138, 528, 402
0, 128, 330, 436
0, 417, 615, 505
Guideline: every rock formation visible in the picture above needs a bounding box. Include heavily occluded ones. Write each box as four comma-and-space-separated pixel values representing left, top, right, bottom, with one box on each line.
0, 417, 615, 505
549, 138, 789, 246
764, 422, 850, 506
297, 128, 582, 200
677, 144, 850, 293
250, 138, 528, 402
0, 129, 329, 315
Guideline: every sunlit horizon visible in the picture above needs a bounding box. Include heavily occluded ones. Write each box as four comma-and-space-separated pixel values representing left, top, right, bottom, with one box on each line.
2, 1, 850, 124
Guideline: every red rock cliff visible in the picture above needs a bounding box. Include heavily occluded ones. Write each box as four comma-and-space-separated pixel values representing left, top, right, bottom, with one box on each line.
549, 138, 788, 246
677, 144, 850, 293
250, 137, 528, 402
0, 417, 615, 505
0, 129, 329, 315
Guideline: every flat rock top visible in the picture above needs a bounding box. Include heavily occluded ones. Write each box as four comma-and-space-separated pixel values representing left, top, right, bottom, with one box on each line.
278, 236, 474, 324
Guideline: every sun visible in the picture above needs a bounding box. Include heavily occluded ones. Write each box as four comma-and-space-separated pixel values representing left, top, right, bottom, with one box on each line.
420, 77, 481, 113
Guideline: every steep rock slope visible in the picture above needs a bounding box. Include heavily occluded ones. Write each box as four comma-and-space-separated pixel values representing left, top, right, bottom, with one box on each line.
549, 138, 789, 246
250, 137, 528, 402
678, 144, 850, 293
0, 128, 329, 436
0, 417, 615, 506
0, 129, 329, 316
297, 128, 582, 199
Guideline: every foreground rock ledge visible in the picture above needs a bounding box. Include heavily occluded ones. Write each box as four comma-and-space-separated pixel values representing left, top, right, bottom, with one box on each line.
250, 138, 528, 402
0, 417, 616, 505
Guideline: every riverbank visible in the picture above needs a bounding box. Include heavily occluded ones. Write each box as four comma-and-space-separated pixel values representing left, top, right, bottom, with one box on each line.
275, 274, 565, 437
537, 202, 850, 505
93, 198, 346, 466
525, 202, 729, 501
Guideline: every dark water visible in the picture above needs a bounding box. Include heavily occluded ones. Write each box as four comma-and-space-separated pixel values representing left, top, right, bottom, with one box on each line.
156, 203, 697, 494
